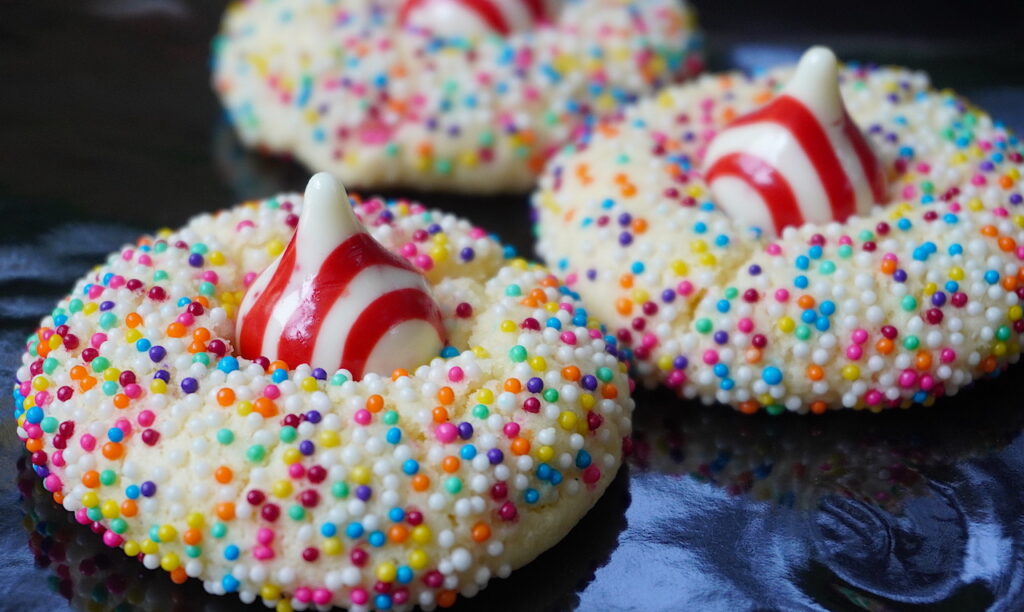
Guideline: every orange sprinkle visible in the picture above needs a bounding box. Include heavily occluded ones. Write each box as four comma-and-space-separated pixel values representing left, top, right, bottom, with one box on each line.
79, 376, 97, 392
183, 528, 202, 546
192, 327, 211, 342
738, 401, 759, 415
915, 351, 933, 371
437, 590, 457, 608
982, 356, 997, 373
631, 218, 648, 234
391, 368, 410, 381
615, 297, 633, 316
113, 393, 130, 409
503, 378, 522, 393
69, 365, 87, 380
194, 296, 210, 308
540, 275, 560, 288
215, 502, 235, 521
269, 360, 289, 372
796, 295, 815, 309
745, 348, 762, 363
82, 470, 100, 488
471, 522, 491, 543
441, 456, 460, 473
981, 225, 998, 237
620, 183, 637, 198
810, 401, 828, 415
561, 366, 581, 381
25, 438, 43, 453
366, 394, 384, 413
165, 322, 186, 338
432, 406, 449, 423
876, 338, 894, 355
214, 466, 233, 484
510, 437, 530, 455
600, 383, 618, 399
254, 397, 278, 418
528, 288, 547, 302
125, 313, 143, 328
411, 474, 430, 491
999, 175, 1014, 189
880, 259, 896, 274
170, 567, 188, 584
999, 236, 1016, 252
216, 388, 235, 407
806, 365, 824, 381
187, 341, 205, 354
102, 442, 123, 460
121, 499, 138, 517
388, 524, 409, 543
618, 274, 634, 289
436, 387, 454, 405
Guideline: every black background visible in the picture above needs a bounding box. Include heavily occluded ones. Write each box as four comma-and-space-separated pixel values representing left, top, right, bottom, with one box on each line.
2, 1, 1024, 610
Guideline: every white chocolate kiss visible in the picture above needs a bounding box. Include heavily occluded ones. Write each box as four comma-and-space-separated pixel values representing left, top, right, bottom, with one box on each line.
703, 46, 886, 236
236, 173, 444, 377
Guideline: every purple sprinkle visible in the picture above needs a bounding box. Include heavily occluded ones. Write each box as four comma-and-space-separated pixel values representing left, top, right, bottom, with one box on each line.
487, 449, 504, 464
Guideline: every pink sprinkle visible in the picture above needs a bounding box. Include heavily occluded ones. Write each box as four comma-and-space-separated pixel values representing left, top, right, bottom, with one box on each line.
288, 463, 305, 479
121, 250, 134, 262
702, 350, 718, 365
940, 348, 956, 363
109, 275, 126, 289
666, 370, 686, 387
24, 423, 42, 439
354, 409, 372, 425
51, 451, 65, 467
865, 390, 883, 405
435, 423, 458, 443
137, 410, 155, 427
176, 312, 194, 326
90, 333, 107, 349
588, 329, 603, 339
313, 589, 332, 606
737, 318, 754, 333
502, 422, 520, 438
201, 270, 219, 283
137, 254, 152, 266
263, 385, 281, 399
641, 333, 658, 349
851, 329, 869, 344
414, 254, 434, 270
34, 391, 51, 407
765, 243, 782, 256
243, 272, 258, 287
774, 289, 790, 302
846, 345, 863, 360
971, 174, 986, 186
257, 527, 274, 544
559, 302, 573, 313
74, 508, 91, 525
838, 235, 853, 246
560, 331, 577, 345
123, 383, 142, 399
677, 280, 694, 296
43, 475, 62, 492
252, 545, 274, 560
80, 434, 96, 451
236, 220, 255, 231
920, 375, 935, 391
898, 369, 918, 388
294, 588, 313, 604
448, 367, 464, 383
565, 273, 578, 285
88, 285, 104, 299
901, 185, 916, 199
994, 207, 1009, 217
400, 243, 417, 257
115, 418, 132, 435
103, 531, 123, 547
350, 588, 369, 606
469, 228, 487, 239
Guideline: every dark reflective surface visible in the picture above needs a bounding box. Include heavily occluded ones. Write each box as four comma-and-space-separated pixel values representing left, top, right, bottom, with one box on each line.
3, 1, 1024, 610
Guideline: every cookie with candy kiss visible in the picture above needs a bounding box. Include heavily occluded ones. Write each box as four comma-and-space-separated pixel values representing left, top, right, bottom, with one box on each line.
703, 46, 888, 237
236, 173, 445, 378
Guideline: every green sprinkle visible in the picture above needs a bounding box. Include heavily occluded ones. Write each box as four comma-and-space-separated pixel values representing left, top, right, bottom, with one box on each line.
996, 325, 1011, 341
766, 404, 786, 416
246, 444, 266, 462
819, 261, 836, 275
100, 470, 117, 486
472, 404, 489, 419
795, 325, 812, 341
40, 416, 58, 434
382, 410, 399, 425
903, 335, 920, 350
216, 429, 234, 445
185, 545, 202, 558
211, 523, 227, 538
505, 284, 522, 297
695, 318, 712, 334
542, 389, 559, 403
91, 357, 110, 372
110, 518, 128, 534
724, 287, 738, 300
43, 357, 59, 374
68, 299, 83, 313
901, 296, 918, 311
332, 482, 350, 499
596, 367, 614, 383
509, 346, 528, 362
445, 477, 462, 494
153, 270, 168, 281
280, 426, 297, 443
192, 353, 210, 366
288, 505, 305, 521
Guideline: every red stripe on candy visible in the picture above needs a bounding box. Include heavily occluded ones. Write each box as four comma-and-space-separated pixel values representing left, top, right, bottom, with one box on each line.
341, 288, 445, 379
706, 152, 805, 235
398, 0, 427, 27
451, 0, 510, 34
238, 234, 298, 360
275, 233, 415, 370
842, 113, 888, 204
732, 95, 857, 223
523, 0, 546, 21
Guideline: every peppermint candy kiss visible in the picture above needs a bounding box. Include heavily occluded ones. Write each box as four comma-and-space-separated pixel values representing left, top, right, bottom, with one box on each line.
703, 46, 888, 237
399, 0, 557, 37
236, 173, 445, 378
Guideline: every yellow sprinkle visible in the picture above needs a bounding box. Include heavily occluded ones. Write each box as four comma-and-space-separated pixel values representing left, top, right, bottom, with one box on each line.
319, 430, 340, 448
993, 342, 1008, 356
82, 492, 99, 508
32, 376, 49, 391
1009, 306, 1023, 321
949, 267, 964, 281
631, 289, 649, 303
408, 549, 429, 569
351, 466, 371, 485
580, 394, 595, 410
266, 239, 285, 257
471, 346, 489, 358
841, 365, 860, 381
186, 512, 205, 529
500, 320, 517, 333
528, 356, 547, 371
968, 197, 984, 212
123, 540, 141, 557
236, 400, 253, 416
150, 379, 167, 394
376, 562, 397, 583
558, 411, 577, 430
411, 525, 432, 545
777, 316, 795, 333
271, 480, 293, 498
322, 537, 342, 555
671, 260, 689, 276
83, 302, 98, 315
536, 445, 554, 462
140, 539, 159, 555
260, 585, 281, 601
157, 524, 177, 543
690, 240, 707, 254
475, 389, 494, 404
923, 282, 937, 295
125, 329, 142, 343
282, 448, 302, 465
101, 500, 120, 519
209, 251, 225, 266
301, 377, 319, 392
160, 553, 180, 572
103, 367, 120, 382
656, 355, 674, 371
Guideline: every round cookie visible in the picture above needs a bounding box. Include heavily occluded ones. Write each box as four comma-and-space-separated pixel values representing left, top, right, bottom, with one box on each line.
12, 183, 633, 610
534, 51, 1024, 414
212, 0, 703, 194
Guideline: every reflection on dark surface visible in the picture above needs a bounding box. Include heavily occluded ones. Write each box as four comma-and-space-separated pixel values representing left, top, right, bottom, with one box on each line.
5, 1, 1024, 611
